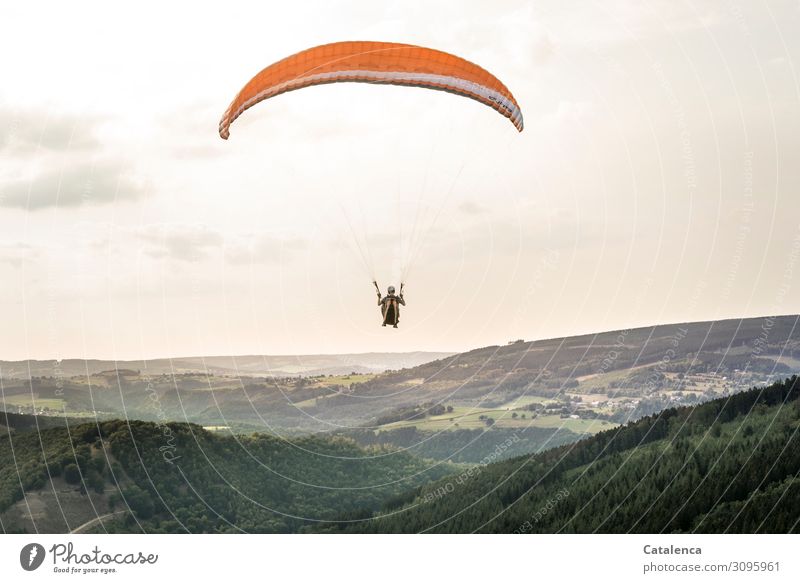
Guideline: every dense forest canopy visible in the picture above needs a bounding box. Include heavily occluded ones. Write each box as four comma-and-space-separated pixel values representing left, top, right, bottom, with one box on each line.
335, 376, 800, 533
0, 417, 456, 533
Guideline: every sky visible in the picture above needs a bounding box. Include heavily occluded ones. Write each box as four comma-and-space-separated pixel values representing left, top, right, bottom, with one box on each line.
1, 0, 799, 360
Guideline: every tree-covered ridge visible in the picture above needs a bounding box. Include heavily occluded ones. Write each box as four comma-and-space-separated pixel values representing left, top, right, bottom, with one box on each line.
338, 376, 800, 533
0, 418, 457, 533
4, 377, 798, 534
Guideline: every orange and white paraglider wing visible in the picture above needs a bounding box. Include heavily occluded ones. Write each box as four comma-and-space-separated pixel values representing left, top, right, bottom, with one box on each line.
218, 41, 523, 139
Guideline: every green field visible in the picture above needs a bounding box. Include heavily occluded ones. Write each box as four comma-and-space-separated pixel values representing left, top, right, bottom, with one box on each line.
381, 405, 614, 433
503, 395, 555, 408
312, 374, 374, 387
2, 395, 66, 410
530, 414, 612, 432
291, 397, 319, 408
575, 366, 644, 390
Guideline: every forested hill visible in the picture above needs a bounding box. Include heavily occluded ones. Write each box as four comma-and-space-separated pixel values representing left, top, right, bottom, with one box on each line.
0, 417, 457, 533
337, 376, 800, 533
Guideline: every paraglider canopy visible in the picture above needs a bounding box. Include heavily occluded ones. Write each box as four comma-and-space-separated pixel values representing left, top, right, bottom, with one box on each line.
219, 41, 523, 139
218, 41, 523, 328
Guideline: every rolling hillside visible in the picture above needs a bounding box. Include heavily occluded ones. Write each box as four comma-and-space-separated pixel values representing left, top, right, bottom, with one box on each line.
2, 316, 798, 464
0, 351, 453, 379
3, 377, 799, 533
0, 414, 457, 533
336, 376, 800, 533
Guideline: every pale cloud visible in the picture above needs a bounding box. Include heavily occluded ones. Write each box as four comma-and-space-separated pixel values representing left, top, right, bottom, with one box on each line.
0, 161, 147, 210
0, 108, 101, 153
532, 0, 727, 48
138, 224, 224, 263
458, 200, 488, 216
531, 33, 556, 65
0, 106, 147, 210
542, 100, 597, 126
224, 233, 307, 265
0, 242, 38, 267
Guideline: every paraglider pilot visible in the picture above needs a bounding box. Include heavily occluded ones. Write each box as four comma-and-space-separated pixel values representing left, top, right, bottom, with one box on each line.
374, 282, 405, 328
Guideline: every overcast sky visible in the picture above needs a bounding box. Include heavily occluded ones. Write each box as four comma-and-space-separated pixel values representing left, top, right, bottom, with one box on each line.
1, 0, 799, 360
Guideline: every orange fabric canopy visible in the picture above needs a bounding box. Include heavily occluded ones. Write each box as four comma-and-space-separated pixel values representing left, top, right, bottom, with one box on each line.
219, 41, 523, 138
